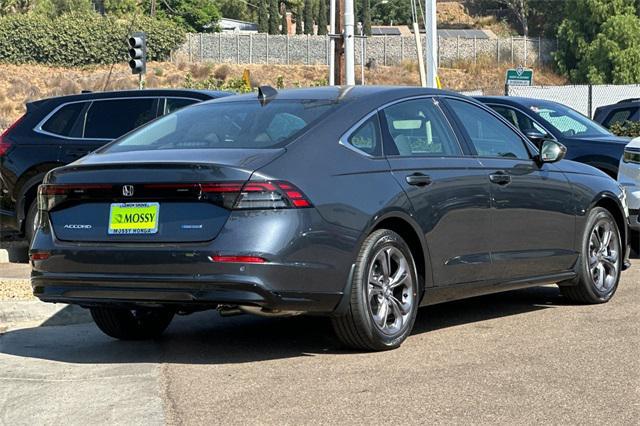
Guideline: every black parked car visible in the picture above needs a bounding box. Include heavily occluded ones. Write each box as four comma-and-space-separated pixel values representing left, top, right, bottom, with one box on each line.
32, 87, 629, 351
593, 98, 640, 129
476, 96, 630, 178
0, 89, 231, 262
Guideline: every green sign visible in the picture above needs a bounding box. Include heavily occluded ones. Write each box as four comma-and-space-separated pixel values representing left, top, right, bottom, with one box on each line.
506, 67, 533, 86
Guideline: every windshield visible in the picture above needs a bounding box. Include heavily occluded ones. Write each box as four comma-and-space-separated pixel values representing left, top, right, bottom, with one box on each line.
529, 103, 611, 138
101, 99, 337, 153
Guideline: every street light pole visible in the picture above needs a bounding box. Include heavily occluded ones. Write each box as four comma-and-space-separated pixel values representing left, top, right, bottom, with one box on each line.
425, 0, 438, 88
329, 0, 336, 85
344, 0, 355, 85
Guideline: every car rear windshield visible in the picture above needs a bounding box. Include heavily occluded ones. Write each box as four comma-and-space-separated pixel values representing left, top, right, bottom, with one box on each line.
101, 99, 337, 153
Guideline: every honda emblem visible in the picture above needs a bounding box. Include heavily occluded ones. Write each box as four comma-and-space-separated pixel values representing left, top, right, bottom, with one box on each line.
122, 185, 135, 197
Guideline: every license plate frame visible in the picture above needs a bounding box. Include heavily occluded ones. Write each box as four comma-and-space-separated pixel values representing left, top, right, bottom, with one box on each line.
108, 202, 160, 235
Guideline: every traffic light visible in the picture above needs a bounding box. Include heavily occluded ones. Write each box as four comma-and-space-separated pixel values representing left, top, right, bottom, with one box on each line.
128, 32, 146, 75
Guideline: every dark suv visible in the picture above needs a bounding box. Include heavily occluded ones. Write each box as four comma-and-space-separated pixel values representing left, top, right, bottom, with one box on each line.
0, 89, 231, 262
593, 98, 640, 129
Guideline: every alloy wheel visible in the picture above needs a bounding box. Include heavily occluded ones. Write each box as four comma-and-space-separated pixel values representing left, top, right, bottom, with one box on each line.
587, 219, 619, 293
367, 246, 415, 336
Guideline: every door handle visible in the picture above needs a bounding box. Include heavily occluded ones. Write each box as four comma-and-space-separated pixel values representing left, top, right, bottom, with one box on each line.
489, 171, 511, 185
405, 173, 432, 187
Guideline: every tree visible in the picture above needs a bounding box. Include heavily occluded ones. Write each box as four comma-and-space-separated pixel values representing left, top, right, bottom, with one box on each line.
317, 0, 327, 35
268, 0, 279, 34
215, 0, 250, 21
295, 5, 303, 33
280, 2, 288, 34
145, 0, 221, 32
103, 0, 138, 15
257, 0, 268, 32
466, 0, 566, 37
370, 0, 411, 26
555, 0, 639, 83
33, 0, 94, 18
361, 0, 371, 36
303, 0, 312, 34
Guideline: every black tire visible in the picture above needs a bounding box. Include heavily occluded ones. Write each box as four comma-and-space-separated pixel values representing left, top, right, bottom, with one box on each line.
7, 201, 38, 264
90, 307, 175, 340
24, 200, 38, 244
332, 229, 419, 351
559, 207, 622, 304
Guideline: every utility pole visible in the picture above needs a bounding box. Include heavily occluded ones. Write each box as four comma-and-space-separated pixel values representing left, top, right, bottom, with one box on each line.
329, 0, 335, 85
425, 0, 438, 88
344, 0, 355, 85
334, 0, 344, 85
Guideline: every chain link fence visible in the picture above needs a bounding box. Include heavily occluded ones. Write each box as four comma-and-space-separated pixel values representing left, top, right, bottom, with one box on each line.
506, 84, 640, 118
175, 33, 554, 68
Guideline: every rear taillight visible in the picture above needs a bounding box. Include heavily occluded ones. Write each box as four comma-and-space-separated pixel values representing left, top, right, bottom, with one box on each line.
145, 180, 312, 210
37, 180, 312, 213
232, 181, 312, 209
38, 184, 113, 211
0, 114, 26, 157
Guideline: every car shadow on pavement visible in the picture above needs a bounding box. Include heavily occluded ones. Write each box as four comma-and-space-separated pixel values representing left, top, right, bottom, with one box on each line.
0, 285, 565, 365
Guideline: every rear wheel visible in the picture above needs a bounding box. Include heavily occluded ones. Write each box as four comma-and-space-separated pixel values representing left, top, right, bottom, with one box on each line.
332, 229, 419, 351
90, 307, 174, 340
559, 207, 622, 304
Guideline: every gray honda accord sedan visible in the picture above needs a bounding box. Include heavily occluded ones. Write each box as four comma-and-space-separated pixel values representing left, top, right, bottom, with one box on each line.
31, 86, 630, 350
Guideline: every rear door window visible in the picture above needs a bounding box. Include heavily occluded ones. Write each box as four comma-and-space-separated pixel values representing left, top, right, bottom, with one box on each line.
40, 102, 88, 138
165, 97, 200, 114
382, 98, 461, 157
84, 98, 159, 139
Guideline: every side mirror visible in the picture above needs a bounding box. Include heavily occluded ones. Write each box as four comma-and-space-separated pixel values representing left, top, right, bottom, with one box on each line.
525, 130, 549, 149
539, 139, 567, 163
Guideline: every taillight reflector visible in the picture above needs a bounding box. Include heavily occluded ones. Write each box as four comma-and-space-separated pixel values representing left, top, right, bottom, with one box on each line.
30, 252, 50, 261
209, 255, 266, 263
39, 184, 113, 195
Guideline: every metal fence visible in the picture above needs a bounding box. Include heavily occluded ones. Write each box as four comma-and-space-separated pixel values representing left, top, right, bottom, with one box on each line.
506, 84, 640, 118
175, 33, 554, 68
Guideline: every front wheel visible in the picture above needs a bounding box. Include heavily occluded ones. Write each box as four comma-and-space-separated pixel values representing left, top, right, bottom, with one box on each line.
332, 229, 419, 351
90, 307, 174, 340
559, 207, 622, 304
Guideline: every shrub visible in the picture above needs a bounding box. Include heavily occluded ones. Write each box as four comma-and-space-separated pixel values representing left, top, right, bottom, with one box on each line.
610, 120, 640, 138
0, 12, 185, 67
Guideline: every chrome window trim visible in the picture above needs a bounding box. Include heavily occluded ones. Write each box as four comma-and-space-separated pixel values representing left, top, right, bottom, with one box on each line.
33, 96, 200, 141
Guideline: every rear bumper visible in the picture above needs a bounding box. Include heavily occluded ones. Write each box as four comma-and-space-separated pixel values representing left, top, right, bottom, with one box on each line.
31, 271, 342, 313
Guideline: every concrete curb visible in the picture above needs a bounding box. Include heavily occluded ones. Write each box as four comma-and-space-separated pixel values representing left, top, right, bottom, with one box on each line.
0, 301, 91, 328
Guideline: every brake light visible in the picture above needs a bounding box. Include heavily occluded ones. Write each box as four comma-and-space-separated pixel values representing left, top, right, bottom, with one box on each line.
209, 255, 266, 263
0, 114, 26, 157
38, 184, 113, 211
233, 181, 312, 209
144, 180, 312, 210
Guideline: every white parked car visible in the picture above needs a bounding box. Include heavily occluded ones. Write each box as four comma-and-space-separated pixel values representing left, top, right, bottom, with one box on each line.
618, 137, 640, 231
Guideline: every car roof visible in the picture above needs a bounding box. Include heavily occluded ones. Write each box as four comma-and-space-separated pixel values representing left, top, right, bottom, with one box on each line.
474, 96, 566, 109
29, 88, 232, 108
200, 85, 469, 106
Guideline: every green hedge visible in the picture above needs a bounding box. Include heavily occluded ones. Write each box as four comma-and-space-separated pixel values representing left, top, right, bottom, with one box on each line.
610, 120, 640, 138
0, 12, 185, 66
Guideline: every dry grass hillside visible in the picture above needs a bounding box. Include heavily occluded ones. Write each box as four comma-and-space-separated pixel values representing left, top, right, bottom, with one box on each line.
0, 61, 566, 130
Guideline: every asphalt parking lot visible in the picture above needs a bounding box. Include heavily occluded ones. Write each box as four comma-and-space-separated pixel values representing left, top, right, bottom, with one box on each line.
0, 261, 638, 425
